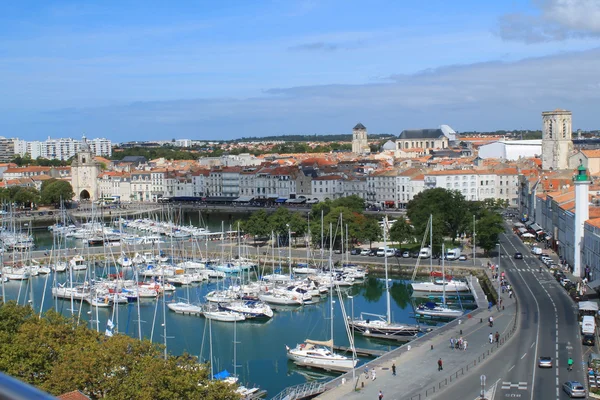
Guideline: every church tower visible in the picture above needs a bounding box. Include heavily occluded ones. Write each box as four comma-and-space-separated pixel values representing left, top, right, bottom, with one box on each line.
352, 123, 370, 154
71, 136, 101, 201
541, 109, 573, 171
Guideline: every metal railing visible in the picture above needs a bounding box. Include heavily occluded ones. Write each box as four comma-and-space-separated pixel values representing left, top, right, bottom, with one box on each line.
270, 381, 326, 400
409, 289, 520, 400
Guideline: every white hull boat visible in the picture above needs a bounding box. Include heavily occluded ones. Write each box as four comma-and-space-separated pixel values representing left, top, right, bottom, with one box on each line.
203, 310, 246, 322
286, 340, 356, 369
411, 280, 469, 292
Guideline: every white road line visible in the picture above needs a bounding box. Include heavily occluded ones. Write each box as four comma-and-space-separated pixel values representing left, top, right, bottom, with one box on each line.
508, 364, 515, 372
531, 342, 535, 348
521, 353, 527, 359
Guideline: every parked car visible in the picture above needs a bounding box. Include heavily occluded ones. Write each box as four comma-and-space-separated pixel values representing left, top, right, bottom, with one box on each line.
588, 352, 600, 369
514, 252, 523, 259
562, 381, 586, 398
368, 249, 378, 256
402, 251, 411, 258
411, 251, 420, 258
334, 249, 342, 254
360, 249, 371, 256
458, 255, 468, 261
560, 277, 571, 287
538, 356, 552, 368
431, 253, 439, 259
350, 248, 361, 255
394, 249, 403, 257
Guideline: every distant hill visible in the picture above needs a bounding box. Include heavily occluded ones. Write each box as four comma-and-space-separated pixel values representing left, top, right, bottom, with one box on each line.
233, 133, 393, 142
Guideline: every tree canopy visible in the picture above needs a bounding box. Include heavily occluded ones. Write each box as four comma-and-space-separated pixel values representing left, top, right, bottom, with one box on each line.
0, 302, 239, 400
40, 179, 74, 205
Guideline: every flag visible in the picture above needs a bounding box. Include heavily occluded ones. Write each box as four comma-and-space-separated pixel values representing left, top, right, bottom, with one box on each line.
105, 329, 113, 337
107, 319, 114, 329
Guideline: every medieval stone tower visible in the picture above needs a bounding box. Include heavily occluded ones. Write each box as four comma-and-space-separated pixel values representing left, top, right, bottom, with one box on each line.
541, 109, 572, 171
352, 123, 370, 154
71, 136, 101, 201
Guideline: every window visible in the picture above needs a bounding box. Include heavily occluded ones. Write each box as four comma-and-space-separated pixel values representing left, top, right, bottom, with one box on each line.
563, 120, 567, 139
548, 120, 553, 139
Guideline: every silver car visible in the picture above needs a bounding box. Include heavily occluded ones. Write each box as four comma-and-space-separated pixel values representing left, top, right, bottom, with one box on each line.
562, 381, 586, 398
538, 356, 552, 368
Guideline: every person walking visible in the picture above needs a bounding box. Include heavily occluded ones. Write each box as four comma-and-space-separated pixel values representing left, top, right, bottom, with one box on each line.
438, 358, 443, 371
568, 357, 573, 371
463, 340, 468, 351
392, 363, 396, 376
450, 338, 455, 350
371, 368, 376, 381
495, 331, 500, 344
378, 390, 384, 400
489, 333, 493, 344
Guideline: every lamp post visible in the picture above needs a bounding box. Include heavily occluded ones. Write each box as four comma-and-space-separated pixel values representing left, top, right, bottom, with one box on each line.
347, 295, 355, 383
497, 243, 501, 302
286, 224, 292, 276
473, 215, 476, 266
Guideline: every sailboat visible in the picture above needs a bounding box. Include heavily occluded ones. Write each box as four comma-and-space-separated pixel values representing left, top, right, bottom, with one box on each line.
286, 223, 358, 370
416, 243, 464, 319
348, 216, 420, 337
410, 216, 469, 293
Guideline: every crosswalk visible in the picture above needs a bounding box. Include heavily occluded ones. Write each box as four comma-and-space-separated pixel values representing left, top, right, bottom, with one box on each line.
501, 381, 528, 390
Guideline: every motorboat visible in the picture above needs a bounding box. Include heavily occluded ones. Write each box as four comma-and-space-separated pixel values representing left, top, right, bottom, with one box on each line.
220, 300, 274, 319
286, 339, 357, 369
69, 255, 88, 271
348, 315, 420, 336
258, 291, 303, 306
167, 302, 203, 314
203, 310, 246, 322
410, 279, 470, 292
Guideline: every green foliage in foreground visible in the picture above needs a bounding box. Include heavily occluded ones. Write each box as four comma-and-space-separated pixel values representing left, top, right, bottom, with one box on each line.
0, 302, 239, 400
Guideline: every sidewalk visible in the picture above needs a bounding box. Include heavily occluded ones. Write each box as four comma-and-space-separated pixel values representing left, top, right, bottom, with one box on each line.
317, 272, 518, 400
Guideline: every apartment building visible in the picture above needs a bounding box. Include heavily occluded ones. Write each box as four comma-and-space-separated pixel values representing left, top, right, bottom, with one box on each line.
98, 172, 131, 200
13, 137, 112, 160
311, 175, 344, 201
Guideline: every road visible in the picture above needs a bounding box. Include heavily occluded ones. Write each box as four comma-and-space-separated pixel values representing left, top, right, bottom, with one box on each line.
436, 227, 585, 400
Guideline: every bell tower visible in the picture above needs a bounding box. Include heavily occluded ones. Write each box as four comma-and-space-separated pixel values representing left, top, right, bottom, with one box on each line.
541, 109, 572, 171
352, 123, 370, 154
71, 135, 101, 201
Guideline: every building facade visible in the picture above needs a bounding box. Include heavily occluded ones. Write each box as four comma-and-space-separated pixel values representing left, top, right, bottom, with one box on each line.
541, 109, 572, 171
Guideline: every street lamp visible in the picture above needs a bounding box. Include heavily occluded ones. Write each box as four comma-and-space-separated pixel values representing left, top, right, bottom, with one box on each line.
473, 215, 476, 266
496, 243, 501, 304
347, 295, 356, 383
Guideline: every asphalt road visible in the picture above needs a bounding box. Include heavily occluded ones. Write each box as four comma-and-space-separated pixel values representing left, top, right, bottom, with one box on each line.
436, 227, 585, 400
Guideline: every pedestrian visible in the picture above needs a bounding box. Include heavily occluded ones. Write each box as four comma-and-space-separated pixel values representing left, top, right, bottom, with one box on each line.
489, 333, 493, 344
364, 366, 369, 378
392, 363, 396, 376
488, 301, 492, 311
450, 338, 454, 350
437, 358, 443, 371
499, 298, 503, 308
495, 331, 500, 344
371, 368, 376, 381
463, 340, 468, 351
509, 290, 513, 299
378, 390, 384, 400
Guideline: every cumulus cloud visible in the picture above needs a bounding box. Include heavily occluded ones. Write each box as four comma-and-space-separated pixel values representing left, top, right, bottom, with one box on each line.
29, 47, 600, 140
498, 0, 600, 42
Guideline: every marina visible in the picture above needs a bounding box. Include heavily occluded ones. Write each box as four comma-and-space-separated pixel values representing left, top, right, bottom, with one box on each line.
0, 211, 482, 397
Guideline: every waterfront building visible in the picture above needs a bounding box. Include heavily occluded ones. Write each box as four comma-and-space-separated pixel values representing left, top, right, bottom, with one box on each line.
98, 171, 132, 201
71, 138, 101, 201
311, 175, 344, 202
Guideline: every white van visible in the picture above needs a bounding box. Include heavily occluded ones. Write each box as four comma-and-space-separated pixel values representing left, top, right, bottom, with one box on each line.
445, 248, 461, 261
532, 247, 543, 255
419, 247, 431, 259
582, 315, 596, 335
376, 247, 386, 257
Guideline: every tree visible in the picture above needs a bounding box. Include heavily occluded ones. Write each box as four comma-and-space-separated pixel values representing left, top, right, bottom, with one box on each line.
240, 209, 270, 240
388, 216, 413, 247
41, 180, 74, 205
407, 188, 470, 244
12, 187, 40, 207
474, 209, 505, 255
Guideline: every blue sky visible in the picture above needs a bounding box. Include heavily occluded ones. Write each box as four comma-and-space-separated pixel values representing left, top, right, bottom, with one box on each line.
1, 0, 600, 141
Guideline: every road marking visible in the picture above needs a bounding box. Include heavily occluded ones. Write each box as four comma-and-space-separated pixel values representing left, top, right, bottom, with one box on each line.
501, 382, 528, 390
530, 342, 535, 348
508, 364, 515, 372
521, 353, 527, 359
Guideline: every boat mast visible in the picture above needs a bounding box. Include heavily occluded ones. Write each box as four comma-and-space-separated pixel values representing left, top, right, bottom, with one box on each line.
329, 222, 334, 353
442, 243, 446, 306
209, 317, 214, 380
384, 216, 391, 325
429, 214, 433, 272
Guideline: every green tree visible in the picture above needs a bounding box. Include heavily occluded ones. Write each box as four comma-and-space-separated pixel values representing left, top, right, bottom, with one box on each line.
388, 216, 413, 247
407, 188, 470, 244
240, 209, 270, 240
41, 180, 74, 205
474, 209, 505, 255
12, 187, 40, 207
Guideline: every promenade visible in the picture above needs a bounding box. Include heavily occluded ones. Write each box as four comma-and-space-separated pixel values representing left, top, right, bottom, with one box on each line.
316, 269, 518, 400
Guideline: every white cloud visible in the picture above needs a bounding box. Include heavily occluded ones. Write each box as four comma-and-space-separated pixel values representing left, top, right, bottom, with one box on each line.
498, 0, 600, 42
17, 47, 600, 140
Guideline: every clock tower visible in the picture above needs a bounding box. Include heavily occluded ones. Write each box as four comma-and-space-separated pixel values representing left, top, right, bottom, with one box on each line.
71, 135, 101, 201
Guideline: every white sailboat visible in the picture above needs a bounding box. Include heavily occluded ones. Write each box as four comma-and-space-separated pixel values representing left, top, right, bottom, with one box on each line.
348, 216, 420, 337
416, 243, 464, 319
286, 222, 358, 370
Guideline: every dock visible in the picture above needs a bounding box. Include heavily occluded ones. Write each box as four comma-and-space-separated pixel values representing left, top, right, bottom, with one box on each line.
361, 332, 417, 342
331, 345, 386, 357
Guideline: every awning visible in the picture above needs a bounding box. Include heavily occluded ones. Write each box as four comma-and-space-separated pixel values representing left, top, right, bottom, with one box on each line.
306, 199, 319, 204
531, 223, 543, 232
579, 301, 599, 312
287, 198, 306, 204
513, 222, 525, 228
233, 196, 254, 202
518, 227, 527, 234
275, 198, 288, 203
